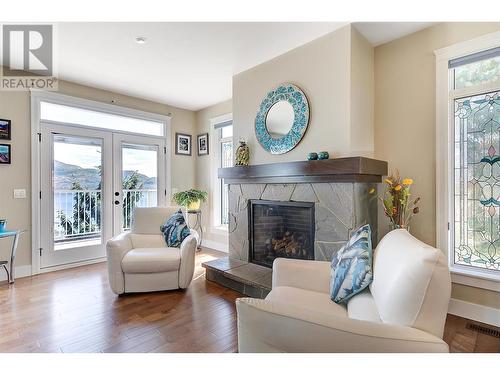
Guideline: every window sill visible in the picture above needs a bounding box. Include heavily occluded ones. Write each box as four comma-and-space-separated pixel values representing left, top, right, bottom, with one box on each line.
450, 266, 500, 292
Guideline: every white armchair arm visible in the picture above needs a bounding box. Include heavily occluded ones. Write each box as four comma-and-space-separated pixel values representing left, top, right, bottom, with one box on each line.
178, 234, 198, 289
106, 232, 133, 294
236, 298, 449, 353
273, 258, 331, 294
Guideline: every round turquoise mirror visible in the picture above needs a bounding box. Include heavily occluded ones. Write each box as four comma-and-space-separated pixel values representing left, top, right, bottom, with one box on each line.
255, 84, 310, 154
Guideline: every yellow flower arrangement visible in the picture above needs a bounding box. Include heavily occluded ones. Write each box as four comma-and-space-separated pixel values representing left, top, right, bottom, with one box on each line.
403, 178, 413, 185
370, 170, 420, 230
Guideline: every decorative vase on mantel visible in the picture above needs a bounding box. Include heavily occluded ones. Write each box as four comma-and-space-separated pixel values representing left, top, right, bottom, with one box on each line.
235, 139, 249, 166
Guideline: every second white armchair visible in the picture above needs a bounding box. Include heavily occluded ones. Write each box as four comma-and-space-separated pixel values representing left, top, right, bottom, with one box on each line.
106, 206, 198, 295
236, 229, 452, 353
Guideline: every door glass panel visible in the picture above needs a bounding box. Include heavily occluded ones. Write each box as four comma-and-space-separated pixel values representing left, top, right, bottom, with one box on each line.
122, 143, 158, 230
53, 135, 103, 250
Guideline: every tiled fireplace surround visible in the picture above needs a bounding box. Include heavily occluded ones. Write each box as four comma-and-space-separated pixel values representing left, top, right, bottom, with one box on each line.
202, 157, 387, 298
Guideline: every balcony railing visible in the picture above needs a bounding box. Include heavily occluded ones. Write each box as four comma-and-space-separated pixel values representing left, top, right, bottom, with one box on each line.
53, 189, 157, 243
122, 189, 157, 230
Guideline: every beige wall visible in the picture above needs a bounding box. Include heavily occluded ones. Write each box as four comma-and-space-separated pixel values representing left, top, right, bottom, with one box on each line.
350, 26, 374, 157
374, 22, 500, 309
0, 91, 31, 268
233, 26, 352, 164
0, 80, 197, 268
194, 99, 232, 247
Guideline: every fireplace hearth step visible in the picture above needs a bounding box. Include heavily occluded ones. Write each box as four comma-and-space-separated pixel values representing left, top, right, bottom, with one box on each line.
202, 257, 272, 298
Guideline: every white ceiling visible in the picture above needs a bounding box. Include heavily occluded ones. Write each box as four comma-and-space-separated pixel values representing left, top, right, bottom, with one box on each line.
57, 23, 345, 111
56, 22, 435, 111
353, 22, 436, 46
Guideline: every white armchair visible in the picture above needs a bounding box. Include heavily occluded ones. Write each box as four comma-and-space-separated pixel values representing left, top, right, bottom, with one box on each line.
236, 229, 452, 353
106, 206, 198, 295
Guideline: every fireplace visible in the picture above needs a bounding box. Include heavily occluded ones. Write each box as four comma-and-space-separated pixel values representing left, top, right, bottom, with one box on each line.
248, 200, 315, 268
203, 157, 386, 298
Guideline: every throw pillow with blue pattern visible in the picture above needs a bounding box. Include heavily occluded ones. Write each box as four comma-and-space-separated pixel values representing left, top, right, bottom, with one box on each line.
160, 210, 190, 248
330, 224, 373, 304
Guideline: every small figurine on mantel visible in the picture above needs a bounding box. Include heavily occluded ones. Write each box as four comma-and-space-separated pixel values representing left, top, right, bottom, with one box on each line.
235, 138, 250, 166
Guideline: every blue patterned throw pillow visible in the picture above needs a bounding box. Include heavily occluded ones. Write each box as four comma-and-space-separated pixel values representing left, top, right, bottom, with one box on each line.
330, 224, 373, 303
160, 210, 190, 248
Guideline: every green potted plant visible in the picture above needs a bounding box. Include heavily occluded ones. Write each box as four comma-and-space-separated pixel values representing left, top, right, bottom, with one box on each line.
172, 188, 208, 211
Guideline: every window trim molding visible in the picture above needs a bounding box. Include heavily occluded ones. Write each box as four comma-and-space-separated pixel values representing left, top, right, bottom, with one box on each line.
435, 30, 500, 292
209, 113, 232, 232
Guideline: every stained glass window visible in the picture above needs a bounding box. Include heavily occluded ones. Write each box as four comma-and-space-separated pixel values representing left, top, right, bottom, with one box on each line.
454, 91, 500, 271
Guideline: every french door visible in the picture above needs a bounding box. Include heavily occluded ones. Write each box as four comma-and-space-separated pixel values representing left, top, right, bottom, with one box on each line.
39, 123, 166, 269
112, 134, 166, 235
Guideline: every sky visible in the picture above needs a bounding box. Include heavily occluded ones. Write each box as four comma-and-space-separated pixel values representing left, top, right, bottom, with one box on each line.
54, 142, 157, 177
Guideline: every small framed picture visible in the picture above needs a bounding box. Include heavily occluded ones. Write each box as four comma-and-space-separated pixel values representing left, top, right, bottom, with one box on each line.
0, 119, 11, 140
0, 144, 11, 164
197, 133, 209, 156
175, 133, 192, 156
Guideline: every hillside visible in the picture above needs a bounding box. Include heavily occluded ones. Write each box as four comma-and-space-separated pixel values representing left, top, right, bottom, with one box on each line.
53, 161, 157, 190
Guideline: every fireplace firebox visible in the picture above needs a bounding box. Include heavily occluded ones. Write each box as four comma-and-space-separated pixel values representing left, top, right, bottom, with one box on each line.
248, 200, 315, 268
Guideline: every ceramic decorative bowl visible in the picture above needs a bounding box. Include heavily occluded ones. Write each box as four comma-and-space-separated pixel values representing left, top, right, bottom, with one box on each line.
307, 152, 318, 160
318, 151, 329, 160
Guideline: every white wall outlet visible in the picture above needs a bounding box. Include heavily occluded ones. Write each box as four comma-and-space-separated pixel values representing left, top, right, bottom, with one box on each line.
13, 189, 26, 199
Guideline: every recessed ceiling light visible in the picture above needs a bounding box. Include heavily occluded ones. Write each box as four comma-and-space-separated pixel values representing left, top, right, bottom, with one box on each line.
135, 36, 147, 44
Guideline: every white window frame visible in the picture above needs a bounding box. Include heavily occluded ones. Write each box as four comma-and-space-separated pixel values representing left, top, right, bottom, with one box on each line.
435, 30, 500, 292
30, 90, 172, 275
209, 113, 233, 232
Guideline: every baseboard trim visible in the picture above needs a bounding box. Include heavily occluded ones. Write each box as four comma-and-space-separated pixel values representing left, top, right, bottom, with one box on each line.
1, 258, 108, 282
38, 257, 107, 274
448, 298, 500, 327
0, 265, 33, 282
201, 239, 228, 253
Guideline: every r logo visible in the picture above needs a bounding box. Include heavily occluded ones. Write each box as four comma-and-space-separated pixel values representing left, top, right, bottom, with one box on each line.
2, 25, 53, 76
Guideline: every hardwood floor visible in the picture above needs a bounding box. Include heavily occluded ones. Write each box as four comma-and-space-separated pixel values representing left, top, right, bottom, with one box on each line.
444, 314, 500, 353
0, 249, 498, 353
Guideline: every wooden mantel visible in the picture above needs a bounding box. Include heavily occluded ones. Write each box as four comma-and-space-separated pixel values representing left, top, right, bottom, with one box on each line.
218, 156, 388, 184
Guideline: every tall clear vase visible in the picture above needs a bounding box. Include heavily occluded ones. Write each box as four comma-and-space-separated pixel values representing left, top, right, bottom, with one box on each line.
390, 223, 410, 232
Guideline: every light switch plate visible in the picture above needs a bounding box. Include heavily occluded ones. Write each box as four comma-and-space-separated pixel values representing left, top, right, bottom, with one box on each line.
13, 189, 26, 199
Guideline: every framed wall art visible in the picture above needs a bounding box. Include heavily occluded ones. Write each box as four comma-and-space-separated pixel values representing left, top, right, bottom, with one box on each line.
175, 133, 192, 156
0, 119, 11, 141
197, 133, 209, 156
0, 144, 11, 164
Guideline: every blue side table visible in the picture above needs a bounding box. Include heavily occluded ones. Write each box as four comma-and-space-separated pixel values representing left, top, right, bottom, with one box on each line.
0, 230, 25, 284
